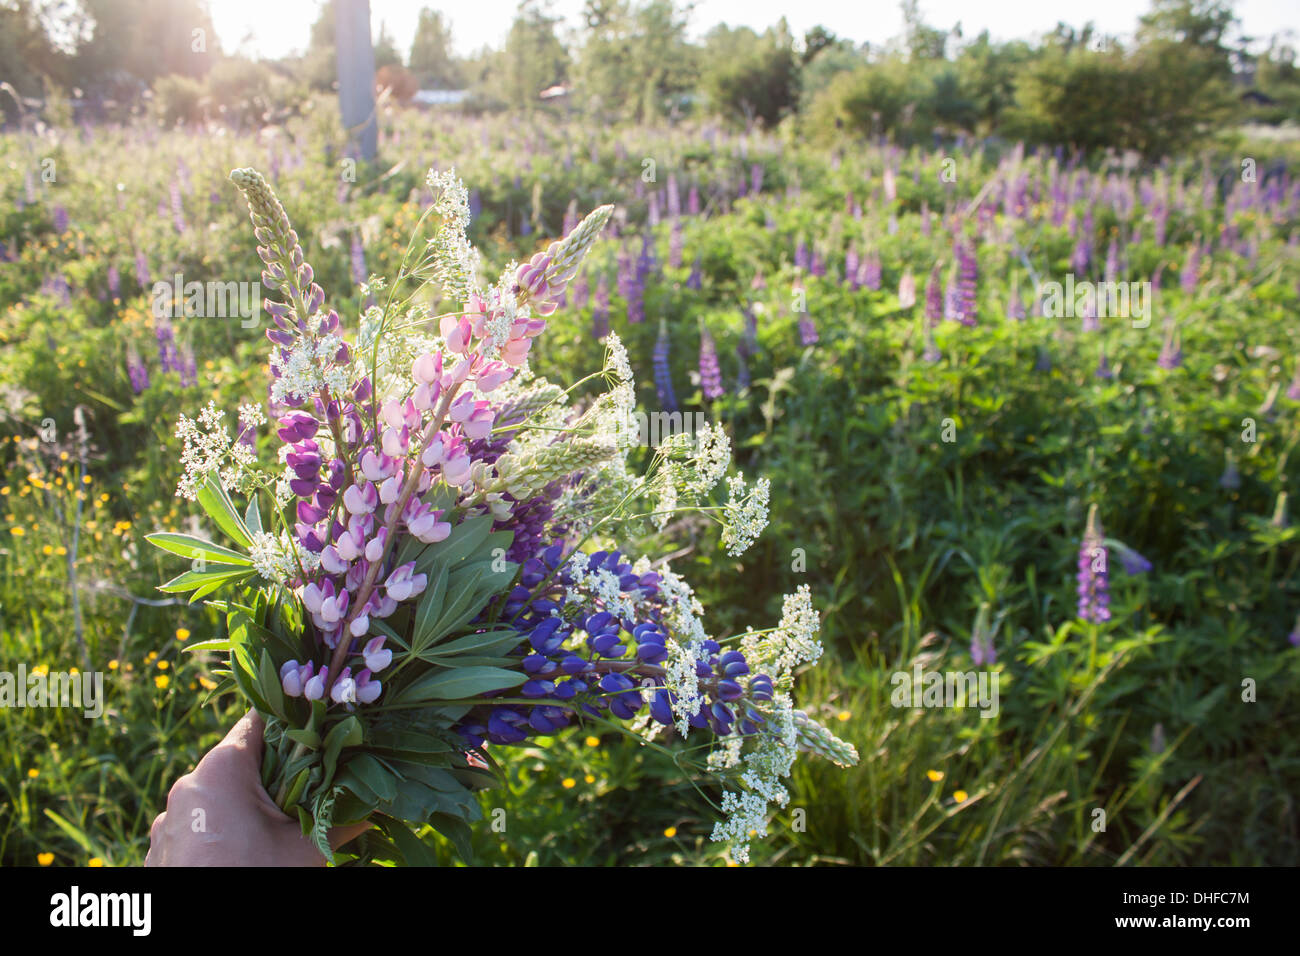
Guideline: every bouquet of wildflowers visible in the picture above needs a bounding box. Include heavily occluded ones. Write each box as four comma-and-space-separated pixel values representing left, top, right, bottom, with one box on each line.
146, 166, 856, 865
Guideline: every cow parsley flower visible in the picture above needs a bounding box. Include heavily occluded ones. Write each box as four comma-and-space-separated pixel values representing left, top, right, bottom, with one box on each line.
175, 402, 231, 500
721, 473, 770, 557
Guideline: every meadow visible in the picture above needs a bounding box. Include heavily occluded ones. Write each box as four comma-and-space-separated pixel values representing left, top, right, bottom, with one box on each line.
2, 103, 1298, 866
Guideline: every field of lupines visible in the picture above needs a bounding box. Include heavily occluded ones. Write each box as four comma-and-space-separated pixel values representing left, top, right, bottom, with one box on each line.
2, 101, 1299, 866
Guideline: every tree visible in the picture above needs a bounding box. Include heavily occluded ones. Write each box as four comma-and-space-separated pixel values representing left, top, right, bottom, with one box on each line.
700, 21, 800, 127
409, 8, 460, 88
574, 0, 695, 122
497, 0, 569, 110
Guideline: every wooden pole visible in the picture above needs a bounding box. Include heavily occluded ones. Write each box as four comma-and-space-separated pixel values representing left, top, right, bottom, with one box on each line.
335, 0, 377, 160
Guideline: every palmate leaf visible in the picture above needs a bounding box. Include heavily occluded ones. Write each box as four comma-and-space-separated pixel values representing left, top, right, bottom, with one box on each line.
146, 532, 252, 566
196, 473, 254, 548
396, 665, 525, 702
374, 814, 441, 867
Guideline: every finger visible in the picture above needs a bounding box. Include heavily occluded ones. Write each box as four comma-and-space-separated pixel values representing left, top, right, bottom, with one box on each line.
327, 820, 372, 850
197, 710, 264, 779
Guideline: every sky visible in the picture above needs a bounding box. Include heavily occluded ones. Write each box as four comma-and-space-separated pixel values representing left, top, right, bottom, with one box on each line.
207, 0, 1300, 61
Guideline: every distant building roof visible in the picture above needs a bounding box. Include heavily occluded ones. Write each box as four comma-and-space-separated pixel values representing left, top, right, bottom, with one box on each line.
539, 85, 569, 100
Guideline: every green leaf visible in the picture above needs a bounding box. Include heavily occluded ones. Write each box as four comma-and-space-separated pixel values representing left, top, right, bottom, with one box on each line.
182, 637, 232, 654
158, 566, 253, 594
398, 665, 524, 702
197, 474, 253, 548
258, 649, 286, 718
422, 628, 524, 658
430, 812, 474, 863
244, 496, 264, 536
410, 562, 449, 650
146, 532, 252, 566
375, 814, 439, 867
344, 753, 398, 803
322, 716, 364, 785
286, 728, 322, 749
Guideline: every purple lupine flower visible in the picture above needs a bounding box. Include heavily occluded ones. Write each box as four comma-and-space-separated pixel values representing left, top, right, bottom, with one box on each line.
922, 323, 941, 363
1071, 231, 1091, 276
52, 205, 68, 234
794, 239, 811, 272
750, 163, 764, 196
1077, 505, 1111, 624
1287, 359, 1300, 401
797, 309, 818, 347
1111, 541, 1152, 574
571, 268, 589, 310
734, 344, 750, 392
925, 264, 943, 325
1007, 282, 1025, 320
1157, 328, 1182, 369
686, 255, 702, 290
155, 313, 179, 374
171, 180, 186, 234
135, 250, 149, 290
592, 273, 609, 340
669, 218, 683, 269
1080, 295, 1100, 333
1104, 239, 1119, 283
667, 176, 681, 218
845, 246, 860, 289
653, 320, 678, 412
350, 232, 367, 287
1095, 347, 1112, 379
179, 343, 197, 388
126, 345, 150, 394
1288, 614, 1300, 648
955, 241, 977, 326
107, 264, 120, 301
687, 185, 700, 217
861, 253, 882, 291
1035, 347, 1052, 373
1180, 245, 1200, 293
699, 327, 724, 400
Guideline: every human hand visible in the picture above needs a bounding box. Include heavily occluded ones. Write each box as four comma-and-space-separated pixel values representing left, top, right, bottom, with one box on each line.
145, 710, 369, 866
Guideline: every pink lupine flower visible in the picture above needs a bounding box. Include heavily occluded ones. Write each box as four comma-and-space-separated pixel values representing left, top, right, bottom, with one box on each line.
303, 665, 329, 701
319, 588, 350, 625
363, 637, 392, 672
501, 337, 532, 367
280, 660, 306, 697
409, 507, 452, 543
476, 361, 512, 391
364, 527, 389, 562
355, 668, 382, 704
385, 562, 427, 602
330, 667, 356, 705
360, 448, 396, 482
441, 314, 473, 354
349, 612, 371, 638
422, 434, 448, 468
378, 474, 403, 505
442, 450, 472, 486
301, 580, 329, 614
343, 481, 378, 515
321, 545, 350, 574
412, 351, 442, 385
